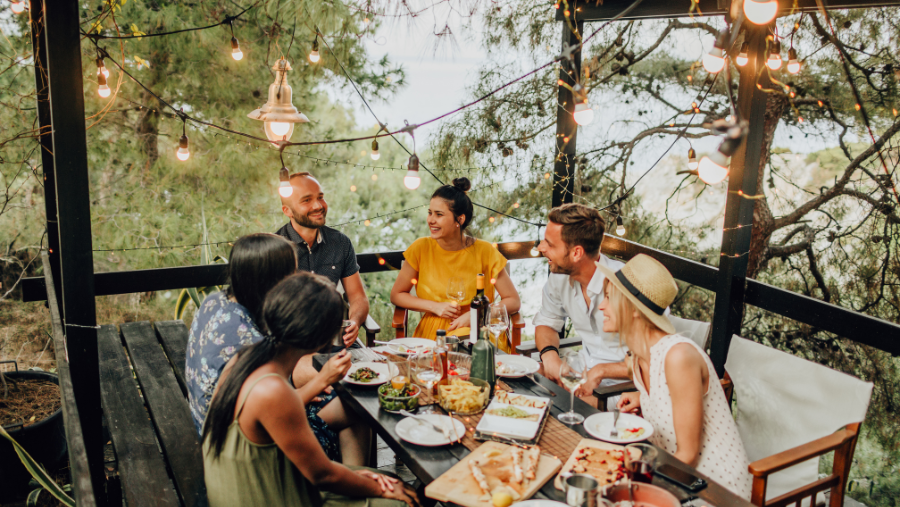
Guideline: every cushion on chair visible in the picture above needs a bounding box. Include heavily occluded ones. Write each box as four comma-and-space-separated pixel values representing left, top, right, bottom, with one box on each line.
725, 336, 873, 504
668, 316, 711, 350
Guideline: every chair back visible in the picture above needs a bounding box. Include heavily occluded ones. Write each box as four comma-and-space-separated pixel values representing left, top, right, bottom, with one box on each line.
725, 336, 872, 504
668, 316, 711, 350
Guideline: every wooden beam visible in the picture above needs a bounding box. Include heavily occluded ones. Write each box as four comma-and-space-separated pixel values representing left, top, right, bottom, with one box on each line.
558, 0, 900, 22
41, 0, 105, 498
552, 20, 583, 208
709, 25, 770, 377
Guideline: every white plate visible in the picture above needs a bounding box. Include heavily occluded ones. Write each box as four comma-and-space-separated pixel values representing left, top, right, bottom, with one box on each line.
476, 399, 547, 440
386, 338, 435, 355
343, 362, 398, 386
495, 355, 540, 378
514, 501, 569, 507
396, 414, 466, 446
583, 412, 654, 444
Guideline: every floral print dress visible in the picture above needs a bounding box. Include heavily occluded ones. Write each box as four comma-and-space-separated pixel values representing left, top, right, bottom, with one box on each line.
185, 291, 341, 461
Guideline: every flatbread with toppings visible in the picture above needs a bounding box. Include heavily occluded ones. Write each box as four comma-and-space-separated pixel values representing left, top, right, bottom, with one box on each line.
556, 440, 628, 489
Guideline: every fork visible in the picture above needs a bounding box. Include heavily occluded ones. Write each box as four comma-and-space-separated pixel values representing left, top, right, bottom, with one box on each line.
399, 410, 451, 441
525, 374, 557, 396
610, 408, 620, 438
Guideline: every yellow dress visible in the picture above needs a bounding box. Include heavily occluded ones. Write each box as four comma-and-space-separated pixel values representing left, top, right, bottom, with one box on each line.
403, 237, 512, 352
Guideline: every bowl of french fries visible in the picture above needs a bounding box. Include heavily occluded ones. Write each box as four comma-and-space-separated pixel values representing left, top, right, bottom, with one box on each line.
438, 377, 491, 415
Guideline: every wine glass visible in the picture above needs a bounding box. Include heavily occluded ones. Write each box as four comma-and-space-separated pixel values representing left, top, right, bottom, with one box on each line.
411, 352, 443, 414
446, 276, 466, 309
488, 302, 510, 351
558, 353, 587, 425
624, 443, 658, 484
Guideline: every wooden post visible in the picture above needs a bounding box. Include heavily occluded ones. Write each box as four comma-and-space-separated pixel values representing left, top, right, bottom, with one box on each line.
29, 0, 63, 318
708, 25, 770, 377
40, 0, 106, 499
552, 19, 583, 209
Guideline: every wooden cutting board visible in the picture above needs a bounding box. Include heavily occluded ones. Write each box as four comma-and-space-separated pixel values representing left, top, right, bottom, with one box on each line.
553, 438, 628, 490
425, 441, 562, 507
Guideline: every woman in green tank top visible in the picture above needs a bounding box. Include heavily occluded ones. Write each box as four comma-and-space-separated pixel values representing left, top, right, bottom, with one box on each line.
202, 272, 422, 507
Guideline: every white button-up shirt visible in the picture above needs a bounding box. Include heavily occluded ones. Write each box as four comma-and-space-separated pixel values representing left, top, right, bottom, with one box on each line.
532, 254, 628, 370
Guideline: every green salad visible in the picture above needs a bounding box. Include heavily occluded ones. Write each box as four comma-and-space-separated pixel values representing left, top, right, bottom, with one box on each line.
349, 367, 379, 382
378, 384, 420, 413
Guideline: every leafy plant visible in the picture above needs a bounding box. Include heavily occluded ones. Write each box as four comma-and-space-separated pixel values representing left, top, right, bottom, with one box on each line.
0, 425, 74, 507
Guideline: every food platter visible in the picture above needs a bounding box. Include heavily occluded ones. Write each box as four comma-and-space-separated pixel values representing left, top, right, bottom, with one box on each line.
475, 392, 551, 442
554, 439, 630, 490
343, 361, 398, 386
583, 412, 654, 444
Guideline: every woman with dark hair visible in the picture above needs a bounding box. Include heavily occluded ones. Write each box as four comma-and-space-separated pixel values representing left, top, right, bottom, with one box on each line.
203, 273, 421, 507
390, 178, 520, 349
186, 234, 367, 464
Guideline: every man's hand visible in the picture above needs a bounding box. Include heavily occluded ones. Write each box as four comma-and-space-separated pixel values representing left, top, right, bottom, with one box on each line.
575, 364, 606, 397
540, 351, 564, 387
617, 391, 641, 413
342, 319, 360, 347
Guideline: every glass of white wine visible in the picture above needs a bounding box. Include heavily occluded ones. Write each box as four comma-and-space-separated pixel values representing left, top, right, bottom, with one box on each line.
488, 302, 510, 351
411, 352, 443, 414
558, 353, 587, 425
446, 276, 466, 309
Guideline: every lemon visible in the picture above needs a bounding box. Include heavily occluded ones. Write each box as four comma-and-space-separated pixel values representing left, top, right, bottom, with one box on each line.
492, 491, 514, 507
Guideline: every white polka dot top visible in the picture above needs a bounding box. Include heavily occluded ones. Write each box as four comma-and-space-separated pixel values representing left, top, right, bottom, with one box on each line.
633, 334, 752, 500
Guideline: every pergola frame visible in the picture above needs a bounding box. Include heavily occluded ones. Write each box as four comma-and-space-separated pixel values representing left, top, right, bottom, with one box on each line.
18, 0, 900, 504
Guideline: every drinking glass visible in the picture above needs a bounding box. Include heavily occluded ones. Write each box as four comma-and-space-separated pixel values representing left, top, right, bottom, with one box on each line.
488, 302, 510, 350
446, 276, 467, 308
558, 353, 587, 424
624, 443, 658, 484
411, 352, 443, 414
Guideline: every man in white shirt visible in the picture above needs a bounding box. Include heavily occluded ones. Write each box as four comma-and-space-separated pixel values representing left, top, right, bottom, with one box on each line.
533, 204, 630, 400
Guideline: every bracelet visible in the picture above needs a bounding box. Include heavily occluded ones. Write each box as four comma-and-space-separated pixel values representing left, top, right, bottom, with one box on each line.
538, 346, 560, 361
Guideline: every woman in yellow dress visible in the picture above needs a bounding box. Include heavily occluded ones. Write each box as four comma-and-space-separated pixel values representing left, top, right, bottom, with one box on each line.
390, 178, 521, 351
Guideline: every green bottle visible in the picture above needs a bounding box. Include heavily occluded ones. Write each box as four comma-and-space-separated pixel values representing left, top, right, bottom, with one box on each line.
470, 326, 497, 395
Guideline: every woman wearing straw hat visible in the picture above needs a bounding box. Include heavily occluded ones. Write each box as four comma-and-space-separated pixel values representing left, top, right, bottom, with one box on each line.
577, 253, 751, 499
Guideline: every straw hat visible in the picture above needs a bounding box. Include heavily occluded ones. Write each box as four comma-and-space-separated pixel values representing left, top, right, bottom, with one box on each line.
595, 254, 677, 334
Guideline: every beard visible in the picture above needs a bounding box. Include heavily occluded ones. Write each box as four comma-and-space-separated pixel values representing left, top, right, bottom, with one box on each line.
292, 207, 327, 228
548, 255, 575, 275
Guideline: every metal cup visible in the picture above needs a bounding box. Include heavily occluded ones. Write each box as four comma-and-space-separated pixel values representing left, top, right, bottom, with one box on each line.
563, 474, 601, 507
445, 336, 460, 353
332, 320, 353, 350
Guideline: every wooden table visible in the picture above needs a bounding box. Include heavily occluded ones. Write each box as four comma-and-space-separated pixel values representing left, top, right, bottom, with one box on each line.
313, 354, 753, 507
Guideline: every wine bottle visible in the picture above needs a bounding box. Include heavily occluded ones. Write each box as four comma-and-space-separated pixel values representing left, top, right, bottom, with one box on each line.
469, 274, 489, 345
435, 330, 449, 387
470, 326, 497, 395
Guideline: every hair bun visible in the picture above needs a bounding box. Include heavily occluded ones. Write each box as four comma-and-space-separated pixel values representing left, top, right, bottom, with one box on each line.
452, 177, 471, 193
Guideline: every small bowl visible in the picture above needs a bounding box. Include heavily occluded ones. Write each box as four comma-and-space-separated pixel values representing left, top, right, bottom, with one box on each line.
438, 377, 491, 415
378, 383, 421, 414
604, 483, 680, 507
448, 352, 471, 380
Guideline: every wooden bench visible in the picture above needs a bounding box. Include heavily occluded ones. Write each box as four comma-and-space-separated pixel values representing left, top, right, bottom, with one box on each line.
97, 320, 206, 507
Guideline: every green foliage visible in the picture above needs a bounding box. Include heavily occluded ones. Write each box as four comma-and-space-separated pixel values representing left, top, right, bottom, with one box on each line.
0, 425, 74, 507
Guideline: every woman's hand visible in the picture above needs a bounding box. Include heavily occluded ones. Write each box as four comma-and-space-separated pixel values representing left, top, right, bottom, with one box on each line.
432, 302, 461, 320
448, 311, 470, 331
381, 481, 423, 507
617, 391, 641, 413
356, 470, 398, 492
318, 351, 352, 386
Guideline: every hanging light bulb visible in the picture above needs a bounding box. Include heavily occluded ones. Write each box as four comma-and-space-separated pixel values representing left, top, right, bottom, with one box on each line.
531, 239, 541, 257
787, 48, 800, 74
97, 58, 110, 79
743, 0, 778, 25
766, 41, 783, 71
688, 148, 698, 170
615, 216, 626, 235
10, 0, 25, 13
703, 31, 728, 74
176, 135, 190, 161
404, 154, 421, 190
309, 38, 320, 63
247, 58, 310, 141
231, 37, 243, 61
573, 101, 594, 125
370, 139, 380, 160
97, 72, 111, 98
698, 137, 741, 185
735, 42, 749, 67
278, 167, 293, 198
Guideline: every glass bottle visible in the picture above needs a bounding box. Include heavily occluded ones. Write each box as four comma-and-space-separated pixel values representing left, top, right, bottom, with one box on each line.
470, 326, 497, 395
435, 330, 449, 387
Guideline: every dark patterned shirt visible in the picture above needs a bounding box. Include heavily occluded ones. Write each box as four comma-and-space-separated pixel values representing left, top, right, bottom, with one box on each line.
275, 223, 360, 285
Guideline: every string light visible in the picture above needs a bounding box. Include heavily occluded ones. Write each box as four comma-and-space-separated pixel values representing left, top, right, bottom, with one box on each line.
735, 43, 749, 67
698, 136, 741, 185
787, 48, 800, 74
97, 57, 110, 79
278, 166, 293, 197
10, 0, 25, 14
767, 41, 783, 71
177, 135, 190, 161
97, 72, 111, 98
688, 148, 698, 170
615, 216, 626, 235
309, 36, 320, 63
247, 58, 310, 141
743, 0, 778, 25
573, 102, 594, 125
370, 139, 380, 160
350, 185, 357, 192
231, 37, 243, 61
702, 30, 727, 74
531, 239, 541, 257
404, 154, 421, 190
